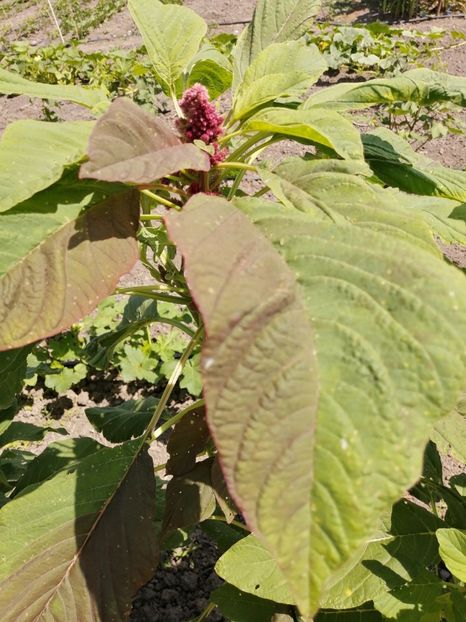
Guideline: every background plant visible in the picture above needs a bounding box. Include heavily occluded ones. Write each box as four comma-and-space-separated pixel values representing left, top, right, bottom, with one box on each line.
0, 0, 465, 621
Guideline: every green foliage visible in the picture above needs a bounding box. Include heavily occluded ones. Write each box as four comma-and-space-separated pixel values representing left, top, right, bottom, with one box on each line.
0, 0, 466, 620
380, 0, 463, 19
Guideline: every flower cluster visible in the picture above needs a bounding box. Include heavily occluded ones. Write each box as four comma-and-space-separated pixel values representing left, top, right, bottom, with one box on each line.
176, 84, 228, 165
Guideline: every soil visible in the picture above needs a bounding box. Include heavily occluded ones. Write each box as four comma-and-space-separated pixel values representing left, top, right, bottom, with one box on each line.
1, 2, 466, 621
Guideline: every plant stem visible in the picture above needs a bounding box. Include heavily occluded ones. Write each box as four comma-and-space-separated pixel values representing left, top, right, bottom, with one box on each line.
215, 162, 257, 172
151, 183, 188, 198
170, 87, 184, 118
141, 189, 180, 210
45, 0, 65, 44
227, 132, 269, 162
140, 214, 164, 222
192, 602, 217, 622
145, 326, 204, 438
227, 168, 246, 199
152, 399, 206, 440
209, 514, 250, 533
115, 287, 191, 305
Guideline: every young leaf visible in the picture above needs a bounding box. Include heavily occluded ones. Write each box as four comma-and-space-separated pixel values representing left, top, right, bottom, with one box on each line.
118, 344, 159, 383
0, 180, 140, 350
233, 0, 322, 91
80, 98, 210, 184
187, 46, 232, 99
216, 534, 295, 605
232, 41, 326, 121
0, 67, 109, 111
0, 120, 93, 213
0, 346, 32, 409
244, 108, 363, 160
437, 528, 466, 582
167, 195, 466, 616
128, 0, 207, 93
363, 128, 466, 202
85, 397, 159, 443
44, 362, 88, 393
0, 441, 158, 621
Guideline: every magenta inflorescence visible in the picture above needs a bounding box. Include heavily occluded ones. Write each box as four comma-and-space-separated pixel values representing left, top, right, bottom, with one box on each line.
177, 84, 228, 165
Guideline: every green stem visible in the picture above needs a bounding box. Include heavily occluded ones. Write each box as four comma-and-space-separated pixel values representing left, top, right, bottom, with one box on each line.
170, 87, 184, 118
151, 183, 188, 198
215, 162, 257, 172
140, 214, 164, 222
227, 132, 269, 162
115, 287, 191, 305
253, 186, 269, 198
192, 602, 217, 622
218, 129, 243, 144
152, 399, 205, 440
141, 189, 180, 210
144, 327, 204, 438
208, 514, 250, 533
227, 168, 246, 200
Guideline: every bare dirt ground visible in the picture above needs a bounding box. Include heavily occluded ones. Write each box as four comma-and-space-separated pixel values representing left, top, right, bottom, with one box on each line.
1, 2, 465, 620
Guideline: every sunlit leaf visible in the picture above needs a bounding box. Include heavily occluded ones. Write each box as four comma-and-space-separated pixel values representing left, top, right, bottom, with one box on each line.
437, 528, 466, 582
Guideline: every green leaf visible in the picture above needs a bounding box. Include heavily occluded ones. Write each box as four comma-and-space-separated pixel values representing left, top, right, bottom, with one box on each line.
437, 528, 466, 582
321, 500, 444, 610
257, 158, 437, 253
232, 41, 326, 121
0, 120, 93, 214
200, 519, 245, 554
128, 0, 207, 92
187, 46, 232, 99
211, 582, 292, 622
0, 422, 58, 448
13, 437, 102, 495
165, 404, 210, 476
180, 352, 203, 396
166, 194, 466, 616
44, 362, 88, 393
316, 606, 382, 621
0, 346, 32, 409
85, 397, 159, 443
0, 67, 109, 111
363, 128, 466, 202
80, 98, 210, 184
244, 108, 363, 160
233, 0, 322, 91
0, 441, 158, 621
0, 403, 18, 438
303, 68, 466, 111
399, 195, 466, 246
0, 448, 35, 493
432, 400, 466, 464
216, 534, 294, 604
119, 344, 159, 383
0, 179, 140, 350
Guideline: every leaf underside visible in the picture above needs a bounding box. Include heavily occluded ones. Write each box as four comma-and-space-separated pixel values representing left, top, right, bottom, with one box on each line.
0, 181, 140, 350
80, 98, 210, 184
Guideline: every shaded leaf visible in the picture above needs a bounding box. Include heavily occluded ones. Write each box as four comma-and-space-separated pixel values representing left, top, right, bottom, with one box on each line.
80, 98, 210, 184
232, 41, 326, 121
233, 0, 321, 91
211, 582, 292, 622
85, 398, 159, 443
128, 0, 206, 92
363, 128, 466, 202
215, 534, 294, 604
0, 346, 32, 409
0, 448, 35, 493
162, 458, 216, 536
0, 120, 93, 214
244, 108, 363, 160
437, 528, 466, 582
315, 606, 383, 620
0, 67, 108, 111
0, 421, 61, 447
0, 441, 158, 621
200, 519, 245, 554
0, 179, 140, 350
211, 456, 237, 523
166, 404, 209, 476
187, 46, 232, 99
167, 194, 466, 615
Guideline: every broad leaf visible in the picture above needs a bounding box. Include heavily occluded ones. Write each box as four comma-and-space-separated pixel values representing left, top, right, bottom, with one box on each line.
437, 528, 466, 582
232, 41, 326, 121
85, 398, 159, 443
233, 0, 322, 91
244, 108, 363, 160
321, 500, 444, 610
432, 396, 466, 464
399, 195, 466, 246
303, 68, 466, 110
363, 128, 466, 203
0, 346, 32, 409
165, 404, 210, 476
167, 195, 466, 616
0, 179, 140, 350
316, 606, 382, 621
211, 582, 292, 622
0, 120, 93, 214
13, 437, 102, 495
0, 67, 108, 111
0, 421, 60, 448
215, 534, 294, 604
128, 0, 207, 92
0, 441, 158, 621
187, 46, 232, 99
80, 98, 210, 184
258, 158, 437, 253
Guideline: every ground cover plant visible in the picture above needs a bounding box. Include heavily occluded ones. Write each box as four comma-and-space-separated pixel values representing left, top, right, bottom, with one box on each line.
0, 0, 466, 620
